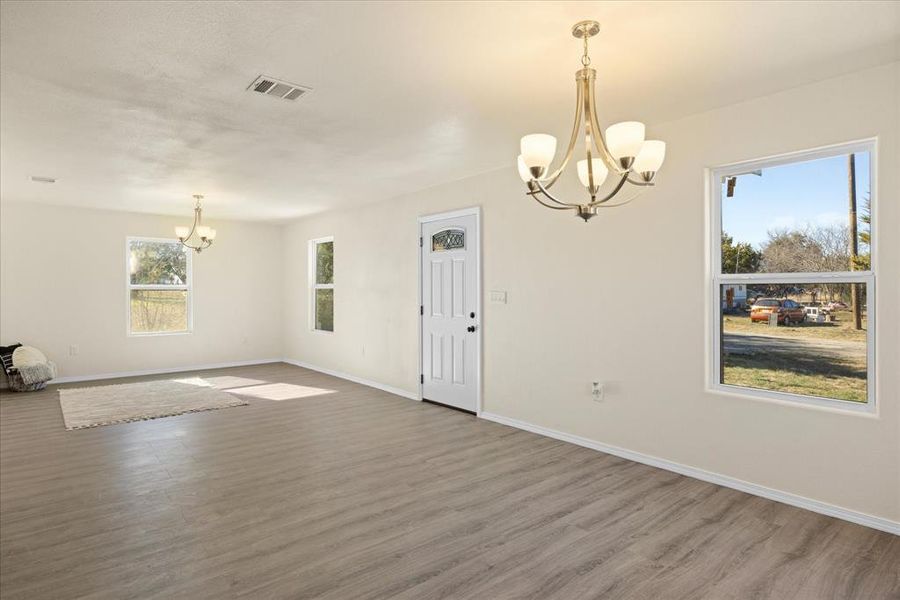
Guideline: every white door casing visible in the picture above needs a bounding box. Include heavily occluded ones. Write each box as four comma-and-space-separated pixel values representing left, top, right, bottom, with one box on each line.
419, 210, 479, 413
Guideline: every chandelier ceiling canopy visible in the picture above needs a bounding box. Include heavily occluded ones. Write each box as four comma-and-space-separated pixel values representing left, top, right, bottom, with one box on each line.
517, 20, 667, 222
175, 194, 216, 253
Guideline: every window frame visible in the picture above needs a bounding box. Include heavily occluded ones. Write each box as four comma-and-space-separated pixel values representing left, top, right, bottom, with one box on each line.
309, 236, 334, 333
707, 139, 877, 413
125, 236, 193, 337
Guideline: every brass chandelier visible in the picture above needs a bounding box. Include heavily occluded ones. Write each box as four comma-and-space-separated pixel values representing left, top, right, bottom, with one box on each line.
517, 20, 666, 222
175, 194, 217, 253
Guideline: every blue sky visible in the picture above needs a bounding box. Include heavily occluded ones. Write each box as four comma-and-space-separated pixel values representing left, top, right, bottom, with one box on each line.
722, 152, 870, 249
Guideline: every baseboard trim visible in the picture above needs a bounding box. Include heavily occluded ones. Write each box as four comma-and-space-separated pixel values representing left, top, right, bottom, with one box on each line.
48, 359, 285, 385
282, 358, 419, 401
479, 411, 899, 536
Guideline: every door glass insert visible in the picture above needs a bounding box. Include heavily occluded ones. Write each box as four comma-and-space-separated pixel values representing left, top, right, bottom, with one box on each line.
432, 229, 465, 251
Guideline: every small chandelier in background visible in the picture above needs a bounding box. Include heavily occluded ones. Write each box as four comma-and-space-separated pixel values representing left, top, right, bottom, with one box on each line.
517, 20, 667, 222
175, 194, 217, 253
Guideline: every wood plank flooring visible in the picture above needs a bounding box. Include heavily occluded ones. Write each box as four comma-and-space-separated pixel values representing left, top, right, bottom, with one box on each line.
1, 363, 897, 599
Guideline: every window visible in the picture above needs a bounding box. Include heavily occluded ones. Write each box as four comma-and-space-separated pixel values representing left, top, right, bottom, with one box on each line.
310, 237, 334, 332
127, 238, 191, 335
432, 228, 465, 251
710, 140, 875, 410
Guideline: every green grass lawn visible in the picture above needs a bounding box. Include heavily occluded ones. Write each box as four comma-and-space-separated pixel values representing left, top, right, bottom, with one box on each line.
723, 355, 867, 402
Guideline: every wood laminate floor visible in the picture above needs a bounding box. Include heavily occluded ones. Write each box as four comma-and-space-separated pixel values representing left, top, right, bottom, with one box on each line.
1, 363, 897, 600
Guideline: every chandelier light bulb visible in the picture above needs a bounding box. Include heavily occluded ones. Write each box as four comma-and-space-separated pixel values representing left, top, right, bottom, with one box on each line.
520, 134, 557, 170
605, 121, 645, 162
206, 228, 217, 240
632, 140, 666, 174
196, 225, 211, 239
175, 226, 190, 239
576, 158, 609, 189
517, 155, 533, 183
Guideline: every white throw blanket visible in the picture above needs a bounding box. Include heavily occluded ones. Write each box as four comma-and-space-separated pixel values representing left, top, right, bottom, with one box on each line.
16, 361, 57, 385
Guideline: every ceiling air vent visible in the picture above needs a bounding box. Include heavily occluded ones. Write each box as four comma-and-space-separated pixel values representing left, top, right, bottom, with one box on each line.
247, 75, 311, 102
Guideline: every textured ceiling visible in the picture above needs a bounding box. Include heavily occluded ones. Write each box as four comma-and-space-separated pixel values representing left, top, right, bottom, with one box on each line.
1, 1, 898, 221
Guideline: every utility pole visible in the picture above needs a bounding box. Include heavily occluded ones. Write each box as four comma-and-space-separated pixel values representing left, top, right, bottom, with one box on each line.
848, 154, 862, 330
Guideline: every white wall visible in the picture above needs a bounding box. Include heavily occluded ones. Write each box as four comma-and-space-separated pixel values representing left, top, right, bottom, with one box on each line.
0, 202, 283, 377
283, 62, 900, 523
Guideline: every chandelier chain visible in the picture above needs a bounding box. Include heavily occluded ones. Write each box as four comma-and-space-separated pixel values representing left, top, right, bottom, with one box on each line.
581, 34, 590, 67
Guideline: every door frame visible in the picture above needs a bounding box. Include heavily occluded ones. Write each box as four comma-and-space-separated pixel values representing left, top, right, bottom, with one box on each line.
417, 206, 482, 415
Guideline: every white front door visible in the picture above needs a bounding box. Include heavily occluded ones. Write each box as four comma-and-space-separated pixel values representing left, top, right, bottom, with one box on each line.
420, 212, 479, 412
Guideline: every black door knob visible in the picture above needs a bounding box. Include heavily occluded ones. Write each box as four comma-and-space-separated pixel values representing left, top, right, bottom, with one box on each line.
470, 312, 476, 318
467, 325, 477, 332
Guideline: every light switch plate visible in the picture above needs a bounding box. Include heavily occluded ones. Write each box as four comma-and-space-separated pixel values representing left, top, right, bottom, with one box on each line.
490, 290, 507, 304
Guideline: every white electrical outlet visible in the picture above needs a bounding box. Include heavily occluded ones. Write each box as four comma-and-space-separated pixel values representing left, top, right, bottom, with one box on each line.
591, 381, 604, 401
68, 344, 78, 356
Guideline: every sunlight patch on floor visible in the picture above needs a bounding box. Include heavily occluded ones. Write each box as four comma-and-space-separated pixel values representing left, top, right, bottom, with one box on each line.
226, 383, 337, 401
172, 376, 268, 390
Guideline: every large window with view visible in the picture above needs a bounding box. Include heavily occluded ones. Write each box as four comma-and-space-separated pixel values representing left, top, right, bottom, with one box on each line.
310, 237, 334, 332
127, 238, 192, 335
710, 141, 874, 410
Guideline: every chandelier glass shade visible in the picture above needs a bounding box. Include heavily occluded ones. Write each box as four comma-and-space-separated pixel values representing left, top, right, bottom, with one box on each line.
175, 194, 216, 253
517, 21, 666, 221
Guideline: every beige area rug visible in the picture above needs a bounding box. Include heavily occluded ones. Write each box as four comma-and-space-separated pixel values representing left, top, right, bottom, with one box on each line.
58, 379, 249, 430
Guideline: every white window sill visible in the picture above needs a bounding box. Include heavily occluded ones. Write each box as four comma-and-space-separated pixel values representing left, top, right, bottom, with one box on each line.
709, 383, 877, 418
127, 331, 193, 338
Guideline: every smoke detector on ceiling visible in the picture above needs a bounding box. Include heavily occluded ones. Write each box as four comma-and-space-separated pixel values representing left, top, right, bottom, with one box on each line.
247, 75, 311, 101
